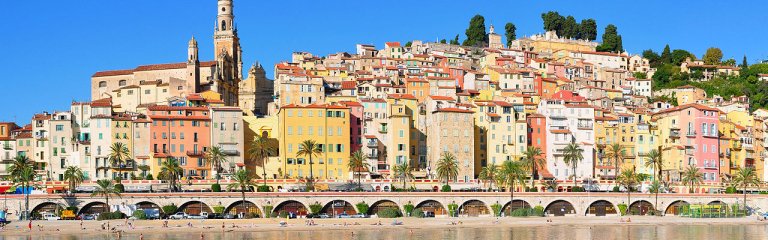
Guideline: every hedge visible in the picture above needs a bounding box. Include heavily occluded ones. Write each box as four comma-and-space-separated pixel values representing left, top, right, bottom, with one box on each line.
97, 211, 126, 220
263, 205, 274, 218
257, 185, 271, 192
490, 203, 502, 217
211, 184, 222, 192
618, 204, 628, 216
212, 205, 225, 214
377, 208, 402, 218
162, 204, 178, 216
403, 203, 415, 217
309, 203, 323, 214
356, 202, 369, 215
447, 203, 459, 217
441, 185, 452, 192
132, 210, 147, 220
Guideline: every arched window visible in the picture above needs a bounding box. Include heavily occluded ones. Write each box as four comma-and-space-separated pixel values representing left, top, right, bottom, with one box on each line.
98, 81, 107, 88
221, 20, 227, 31
262, 131, 269, 138
119, 80, 127, 86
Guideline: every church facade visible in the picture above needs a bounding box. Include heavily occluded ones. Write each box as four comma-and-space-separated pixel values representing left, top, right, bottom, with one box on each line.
91, 0, 248, 110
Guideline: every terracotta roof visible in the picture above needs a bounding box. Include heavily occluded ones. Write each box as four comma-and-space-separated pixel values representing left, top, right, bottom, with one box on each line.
341, 81, 356, 90
148, 105, 209, 111
385, 42, 401, 47
388, 94, 417, 100
93, 61, 216, 77
653, 103, 720, 116
338, 101, 363, 107
486, 113, 500, 118
281, 103, 349, 109
527, 113, 545, 118
92, 69, 133, 77
435, 108, 473, 113
428, 95, 455, 101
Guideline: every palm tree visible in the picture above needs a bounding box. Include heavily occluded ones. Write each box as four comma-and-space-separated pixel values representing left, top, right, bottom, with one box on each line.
681, 165, 704, 194
605, 143, 625, 183
521, 146, 544, 190
10, 159, 37, 220
91, 179, 121, 213
499, 160, 526, 210
393, 162, 413, 190
562, 143, 584, 187
296, 140, 322, 191
204, 146, 228, 184
478, 164, 499, 190
733, 167, 760, 210
63, 166, 84, 195
160, 158, 183, 192
347, 149, 369, 191
648, 180, 662, 216
644, 149, 662, 181
248, 135, 276, 186
616, 168, 639, 214
227, 169, 256, 213
108, 142, 131, 180
436, 151, 459, 186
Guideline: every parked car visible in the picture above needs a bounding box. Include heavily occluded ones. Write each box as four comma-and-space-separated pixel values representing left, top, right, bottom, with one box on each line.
168, 212, 187, 219
351, 213, 367, 218
423, 211, 435, 218
187, 212, 209, 219
337, 213, 351, 218
41, 212, 60, 221
222, 213, 237, 219
317, 213, 330, 219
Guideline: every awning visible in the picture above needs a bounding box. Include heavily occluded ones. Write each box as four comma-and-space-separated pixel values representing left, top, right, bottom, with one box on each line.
0, 186, 11, 194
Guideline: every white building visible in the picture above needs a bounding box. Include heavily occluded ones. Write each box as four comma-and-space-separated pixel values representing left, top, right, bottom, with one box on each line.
537, 99, 595, 181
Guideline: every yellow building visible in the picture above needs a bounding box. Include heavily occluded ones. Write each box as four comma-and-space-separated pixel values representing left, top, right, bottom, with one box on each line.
111, 115, 136, 179
386, 95, 422, 172
278, 104, 351, 180
243, 114, 281, 179
385, 101, 411, 175
633, 112, 659, 178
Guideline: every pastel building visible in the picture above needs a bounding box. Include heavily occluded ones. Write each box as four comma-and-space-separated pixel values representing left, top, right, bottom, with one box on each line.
653, 104, 720, 182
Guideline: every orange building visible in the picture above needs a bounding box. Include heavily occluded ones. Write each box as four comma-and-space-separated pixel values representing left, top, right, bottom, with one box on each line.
526, 113, 551, 179
149, 105, 211, 179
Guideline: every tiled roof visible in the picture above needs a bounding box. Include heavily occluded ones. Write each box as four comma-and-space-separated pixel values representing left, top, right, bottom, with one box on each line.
93, 61, 216, 77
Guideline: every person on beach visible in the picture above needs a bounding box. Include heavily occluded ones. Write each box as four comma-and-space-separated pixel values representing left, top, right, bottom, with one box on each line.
27, 220, 31, 232
222, 222, 225, 231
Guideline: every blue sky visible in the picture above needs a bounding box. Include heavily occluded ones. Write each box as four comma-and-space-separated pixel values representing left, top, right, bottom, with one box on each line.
1, 0, 767, 123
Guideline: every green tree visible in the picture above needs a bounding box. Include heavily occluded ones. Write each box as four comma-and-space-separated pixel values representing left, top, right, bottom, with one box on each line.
504, 22, 516, 47
478, 164, 499, 190
463, 15, 488, 47
671, 49, 695, 65
498, 160, 526, 210
741, 55, 749, 69
605, 143, 625, 183
393, 162, 413, 190
204, 146, 228, 184
248, 134, 276, 186
63, 166, 84, 195
703, 47, 723, 65
91, 179, 121, 212
159, 158, 183, 192
227, 169, 256, 212
578, 18, 597, 40
643, 49, 661, 67
616, 168, 639, 212
449, 34, 460, 45
681, 165, 703, 194
9, 156, 37, 220
436, 151, 459, 186
643, 149, 662, 181
723, 58, 736, 66
660, 44, 671, 64
596, 24, 622, 52
563, 143, 584, 186
296, 140, 322, 191
405, 41, 412, 48
521, 146, 544, 190
541, 11, 563, 32
733, 167, 760, 210
108, 142, 131, 179
348, 149, 369, 191
439, 39, 447, 44
562, 16, 578, 39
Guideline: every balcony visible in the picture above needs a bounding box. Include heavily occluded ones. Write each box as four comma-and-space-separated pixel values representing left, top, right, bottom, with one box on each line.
378, 127, 388, 133
187, 151, 205, 157
78, 140, 90, 145
367, 152, 379, 158
732, 142, 742, 149
577, 123, 593, 130
2, 144, 11, 150
686, 131, 696, 137
637, 152, 648, 157
222, 149, 240, 156
669, 130, 680, 138
111, 161, 136, 170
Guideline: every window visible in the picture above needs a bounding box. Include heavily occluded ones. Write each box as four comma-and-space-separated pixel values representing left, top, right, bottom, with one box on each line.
55, 125, 64, 131
98, 81, 107, 88
119, 80, 127, 86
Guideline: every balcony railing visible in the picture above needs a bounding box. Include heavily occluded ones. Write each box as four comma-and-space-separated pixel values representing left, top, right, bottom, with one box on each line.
378, 128, 388, 133
111, 161, 136, 170
367, 152, 379, 158
669, 130, 680, 138
222, 149, 240, 156
2, 144, 11, 150
187, 151, 205, 157
366, 141, 378, 148
686, 131, 696, 137
577, 123, 593, 130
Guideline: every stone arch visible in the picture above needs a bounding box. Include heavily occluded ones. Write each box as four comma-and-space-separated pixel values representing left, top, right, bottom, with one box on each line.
321, 200, 356, 216
415, 200, 446, 216
225, 200, 261, 218
79, 201, 108, 215
458, 199, 489, 217
544, 200, 575, 217
273, 200, 307, 216
368, 200, 399, 215
135, 201, 161, 211
502, 200, 531, 216
178, 201, 212, 215
665, 200, 690, 216
586, 200, 617, 216
31, 202, 64, 217
629, 200, 654, 216
708, 200, 726, 206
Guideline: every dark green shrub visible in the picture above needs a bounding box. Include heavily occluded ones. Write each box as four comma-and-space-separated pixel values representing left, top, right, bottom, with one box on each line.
246, 212, 259, 219
413, 209, 424, 218
441, 185, 452, 192
612, 186, 621, 192
278, 210, 288, 218
114, 184, 125, 193
162, 204, 178, 216
447, 203, 459, 217
145, 174, 154, 180
526, 187, 538, 192
531, 206, 545, 217
356, 202, 369, 215
270, 212, 278, 218
377, 208, 402, 218
211, 183, 222, 192
403, 203, 415, 216
510, 208, 532, 217
132, 210, 147, 220
257, 185, 271, 192
725, 186, 738, 194
309, 203, 322, 214
97, 211, 126, 220
212, 205, 225, 214
571, 186, 585, 192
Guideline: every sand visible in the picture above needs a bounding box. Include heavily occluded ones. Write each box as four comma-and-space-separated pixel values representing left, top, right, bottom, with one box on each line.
0, 215, 763, 237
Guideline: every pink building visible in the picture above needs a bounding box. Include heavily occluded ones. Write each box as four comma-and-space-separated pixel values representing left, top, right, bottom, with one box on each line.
654, 104, 721, 182
340, 101, 364, 152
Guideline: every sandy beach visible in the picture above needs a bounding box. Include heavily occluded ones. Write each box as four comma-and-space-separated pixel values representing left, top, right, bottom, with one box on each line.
0, 215, 764, 238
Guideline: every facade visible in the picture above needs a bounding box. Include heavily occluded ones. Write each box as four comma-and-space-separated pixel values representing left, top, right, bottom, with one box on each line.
210, 106, 246, 176
653, 104, 720, 182
149, 106, 212, 179
426, 107, 475, 182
